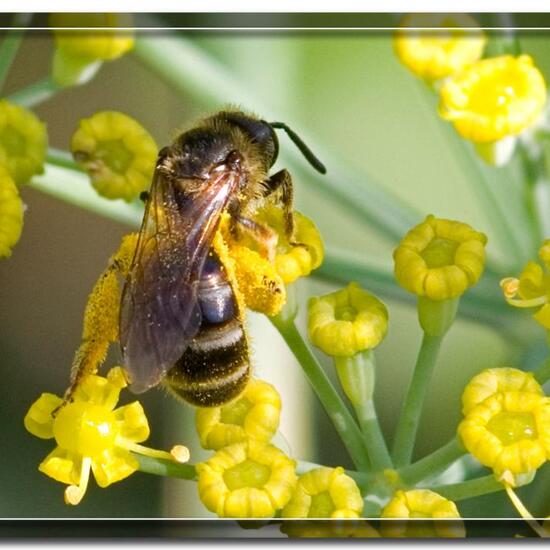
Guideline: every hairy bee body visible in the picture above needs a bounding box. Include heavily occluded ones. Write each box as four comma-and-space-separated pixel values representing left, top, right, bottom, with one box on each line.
119, 108, 324, 407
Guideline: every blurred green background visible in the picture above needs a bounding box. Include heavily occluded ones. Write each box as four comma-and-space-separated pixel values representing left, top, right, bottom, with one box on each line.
1, 20, 550, 523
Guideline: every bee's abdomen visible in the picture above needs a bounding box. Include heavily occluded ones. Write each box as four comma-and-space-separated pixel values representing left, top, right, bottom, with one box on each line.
164, 253, 250, 407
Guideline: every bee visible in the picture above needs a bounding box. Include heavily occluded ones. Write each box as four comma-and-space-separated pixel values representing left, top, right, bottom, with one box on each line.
120, 109, 326, 407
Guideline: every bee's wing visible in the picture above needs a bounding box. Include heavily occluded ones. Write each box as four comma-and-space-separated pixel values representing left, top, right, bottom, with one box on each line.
120, 167, 238, 394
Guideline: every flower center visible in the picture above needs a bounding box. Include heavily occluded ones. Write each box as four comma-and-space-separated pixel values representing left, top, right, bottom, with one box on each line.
223, 459, 271, 490
96, 139, 133, 174
53, 401, 118, 457
335, 305, 357, 322
308, 491, 335, 518
220, 397, 254, 426
487, 411, 538, 445
0, 125, 26, 156
421, 238, 459, 268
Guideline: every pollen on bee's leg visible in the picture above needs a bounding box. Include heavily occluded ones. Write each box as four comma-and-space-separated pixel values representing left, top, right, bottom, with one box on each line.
170, 445, 190, 463
64, 457, 92, 506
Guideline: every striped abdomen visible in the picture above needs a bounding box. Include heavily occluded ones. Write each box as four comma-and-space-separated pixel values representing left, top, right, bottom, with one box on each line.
164, 251, 250, 406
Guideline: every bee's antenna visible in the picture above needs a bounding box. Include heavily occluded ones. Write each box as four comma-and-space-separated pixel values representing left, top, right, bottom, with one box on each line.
270, 122, 327, 174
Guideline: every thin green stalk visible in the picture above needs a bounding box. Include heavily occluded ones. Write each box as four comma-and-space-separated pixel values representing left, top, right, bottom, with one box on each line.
355, 400, 393, 471
8, 76, 62, 108
135, 454, 197, 480
46, 147, 82, 172
398, 437, 466, 486
0, 14, 32, 92
534, 358, 550, 385
271, 317, 370, 472
432, 475, 504, 502
29, 163, 143, 228
391, 333, 444, 468
132, 33, 421, 244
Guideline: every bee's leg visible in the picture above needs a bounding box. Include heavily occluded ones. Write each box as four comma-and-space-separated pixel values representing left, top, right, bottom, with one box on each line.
232, 215, 278, 263
56, 233, 138, 414
262, 169, 297, 243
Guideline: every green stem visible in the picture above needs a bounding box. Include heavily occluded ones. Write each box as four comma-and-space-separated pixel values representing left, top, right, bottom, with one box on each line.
398, 437, 466, 486
271, 317, 371, 472
391, 333, 444, 468
46, 147, 82, 171
0, 14, 32, 93
534, 358, 550, 385
29, 163, 143, 228
8, 76, 62, 108
355, 400, 393, 471
432, 475, 504, 502
135, 454, 197, 480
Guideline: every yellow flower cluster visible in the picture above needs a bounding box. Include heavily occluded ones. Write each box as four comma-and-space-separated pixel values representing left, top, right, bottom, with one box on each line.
459, 367, 550, 486
71, 111, 158, 202
308, 282, 388, 357
501, 240, 550, 331
381, 489, 465, 538
24, 367, 188, 504
394, 215, 487, 301
395, 14, 486, 82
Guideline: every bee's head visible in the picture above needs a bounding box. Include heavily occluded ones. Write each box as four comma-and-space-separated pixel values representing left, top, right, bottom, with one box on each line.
162, 129, 242, 181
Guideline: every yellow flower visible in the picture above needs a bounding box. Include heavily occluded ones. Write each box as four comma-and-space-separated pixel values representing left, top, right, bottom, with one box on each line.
501, 241, 550, 330
0, 168, 23, 258
308, 282, 388, 357
462, 368, 543, 415
196, 439, 297, 518
50, 14, 134, 86
281, 467, 363, 519
281, 520, 380, 538
24, 367, 188, 505
440, 55, 547, 144
195, 378, 281, 450
381, 489, 465, 538
71, 111, 157, 202
458, 390, 550, 485
393, 214, 487, 301
0, 100, 47, 185
219, 206, 323, 316
395, 14, 486, 82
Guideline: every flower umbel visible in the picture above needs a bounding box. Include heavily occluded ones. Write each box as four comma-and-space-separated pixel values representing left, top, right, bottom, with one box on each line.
308, 282, 388, 357
71, 111, 157, 202
395, 14, 486, 82
195, 379, 282, 450
393, 214, 487, 302
24, 367, 188, 505
0, 99, 47, 185
281, 466, 363, 518
458, 388, 550, 486
0, 168, 23, 258
197, 439, 297, 518
381, 489, 465, 538
501, 240, 550, 330
439, 55, 547, 144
